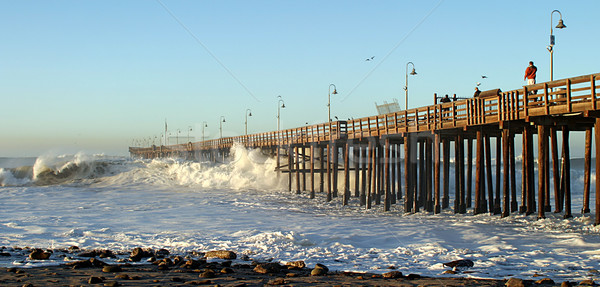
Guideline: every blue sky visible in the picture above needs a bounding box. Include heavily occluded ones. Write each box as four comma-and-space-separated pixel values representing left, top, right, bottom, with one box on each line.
1, 0, 598, 156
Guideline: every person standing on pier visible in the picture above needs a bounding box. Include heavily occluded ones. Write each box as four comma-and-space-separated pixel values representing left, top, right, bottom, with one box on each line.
473, 87, 481, 97
524, 61, 537, 85
524, 61, 538, 95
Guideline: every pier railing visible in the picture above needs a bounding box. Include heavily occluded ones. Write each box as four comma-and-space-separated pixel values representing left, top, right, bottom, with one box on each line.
130, 73, 599, 156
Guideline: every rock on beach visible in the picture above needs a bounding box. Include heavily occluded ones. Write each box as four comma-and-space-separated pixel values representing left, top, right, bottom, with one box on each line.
205, 250, 237, 260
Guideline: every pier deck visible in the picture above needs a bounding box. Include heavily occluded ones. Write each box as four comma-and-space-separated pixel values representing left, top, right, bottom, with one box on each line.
130, 73, 600, 222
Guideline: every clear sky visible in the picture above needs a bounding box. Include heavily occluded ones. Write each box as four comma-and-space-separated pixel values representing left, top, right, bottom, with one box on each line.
1, 0, 598, 157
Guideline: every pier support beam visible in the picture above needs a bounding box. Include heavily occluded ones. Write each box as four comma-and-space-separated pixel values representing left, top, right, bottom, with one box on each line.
583, 127, 592, 214
310, 144, 315, 199
384, 138, 391, 211
485, 134, 494, 214
404, 135, 412, 213
537, 125, 547, 219
595, 119, 600, 225
502, 129, 510, 218
561, 126, 572, 218
466, 138, 473, 209
343, 142, 350, 206
551, 128, 560, 212
434, 133, 441, 214
442, 138, 450, 209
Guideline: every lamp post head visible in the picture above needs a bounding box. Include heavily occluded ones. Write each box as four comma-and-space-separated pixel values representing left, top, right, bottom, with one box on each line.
222, 118, 226, 123
556, 19, 566, 29
281, 103, 286, 108
332, 89, 338, 95
410, 68, 417, 75
249, 111, 252, 117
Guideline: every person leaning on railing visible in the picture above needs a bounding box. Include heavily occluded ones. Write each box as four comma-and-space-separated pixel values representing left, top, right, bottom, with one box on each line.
440, 94, 451, 116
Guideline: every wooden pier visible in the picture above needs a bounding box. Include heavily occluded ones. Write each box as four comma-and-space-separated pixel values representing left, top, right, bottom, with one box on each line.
130, 73, 600, 223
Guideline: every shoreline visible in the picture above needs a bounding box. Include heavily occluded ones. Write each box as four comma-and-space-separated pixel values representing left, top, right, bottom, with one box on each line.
0, 247, 584, 287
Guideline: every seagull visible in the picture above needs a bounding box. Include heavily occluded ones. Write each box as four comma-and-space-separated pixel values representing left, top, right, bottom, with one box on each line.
476, 82, 481, 86
481, 75, 488, 78
365, 56, 375, 61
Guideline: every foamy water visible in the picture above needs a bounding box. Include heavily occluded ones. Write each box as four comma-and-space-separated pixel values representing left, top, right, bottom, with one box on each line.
1, 145, 599, 282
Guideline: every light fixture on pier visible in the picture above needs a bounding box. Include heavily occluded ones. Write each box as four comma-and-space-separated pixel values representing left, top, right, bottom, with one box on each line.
549, 10, 566, 81
277, 95, 285, 131
245, 109, 253, 135
328, 84, 338, 122
404, 62, 417, 110
219, 116, 226, 138
202, 121, 208, 142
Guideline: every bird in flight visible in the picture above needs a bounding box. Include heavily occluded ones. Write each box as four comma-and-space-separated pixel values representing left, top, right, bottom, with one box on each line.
365, 56, 375, 61
481, 75, 488, 78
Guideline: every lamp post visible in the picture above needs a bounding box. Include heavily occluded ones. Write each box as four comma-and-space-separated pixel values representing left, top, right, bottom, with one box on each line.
202, 121, 208, 142
245, 109, 252, 135
548, 10, 566, 81
177, 129, 181, 145
277, 95, 285, 131
187, 126, 192, 142
404, 62, 417, 110
219, 116, 226, 138
328, 84, 338, 122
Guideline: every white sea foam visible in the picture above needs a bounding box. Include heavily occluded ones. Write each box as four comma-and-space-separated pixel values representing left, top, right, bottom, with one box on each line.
0, 146, 599, 282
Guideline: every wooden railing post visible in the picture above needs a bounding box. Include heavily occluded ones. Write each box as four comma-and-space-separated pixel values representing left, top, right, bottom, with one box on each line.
592, 75, 597, 110
566, 78, 572, 113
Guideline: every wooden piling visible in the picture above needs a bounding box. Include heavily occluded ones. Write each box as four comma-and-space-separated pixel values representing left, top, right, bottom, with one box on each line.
302, 146, 307, 192
467, 137, 473, 208
561, 126, 572, 218
426, 137, 434, 212
434, 132, 441, 214
332, 143, 339, 198
319, 146, 325, 194
404, 135, 412, 212
442, 138, 450, 209
384, 138, 391, 211
343, 143, 350, 206
485, 134, 494, 214
583, 127, 592, 213
537, 125, 546, 219
310, 144, 315, 199
595, 119, 600, 225
419, 139, 425, 209
367, 140, 374, 209
502, 129, 510, 218
396, 142, 403, 201
510, 132, 518, 213
457, 133, 466, 214
494, 136, 502, 214
551, 127, 561, 212
288, 145, 293, 192
475, 129, 484, 214
295, 146, 301, 194
361, 145, 367, 206
326, 143, 332, 201
390, 143, 397, 205
354, 144, 360, 198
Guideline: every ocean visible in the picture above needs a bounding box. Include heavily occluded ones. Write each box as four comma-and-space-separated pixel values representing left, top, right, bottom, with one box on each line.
1, 145, 599, 282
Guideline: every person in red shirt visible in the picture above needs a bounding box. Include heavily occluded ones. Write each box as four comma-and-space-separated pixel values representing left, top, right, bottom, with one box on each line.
524, 61, 537, 85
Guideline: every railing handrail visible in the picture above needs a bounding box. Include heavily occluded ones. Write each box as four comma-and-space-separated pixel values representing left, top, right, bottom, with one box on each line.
130, 73, 599, 154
